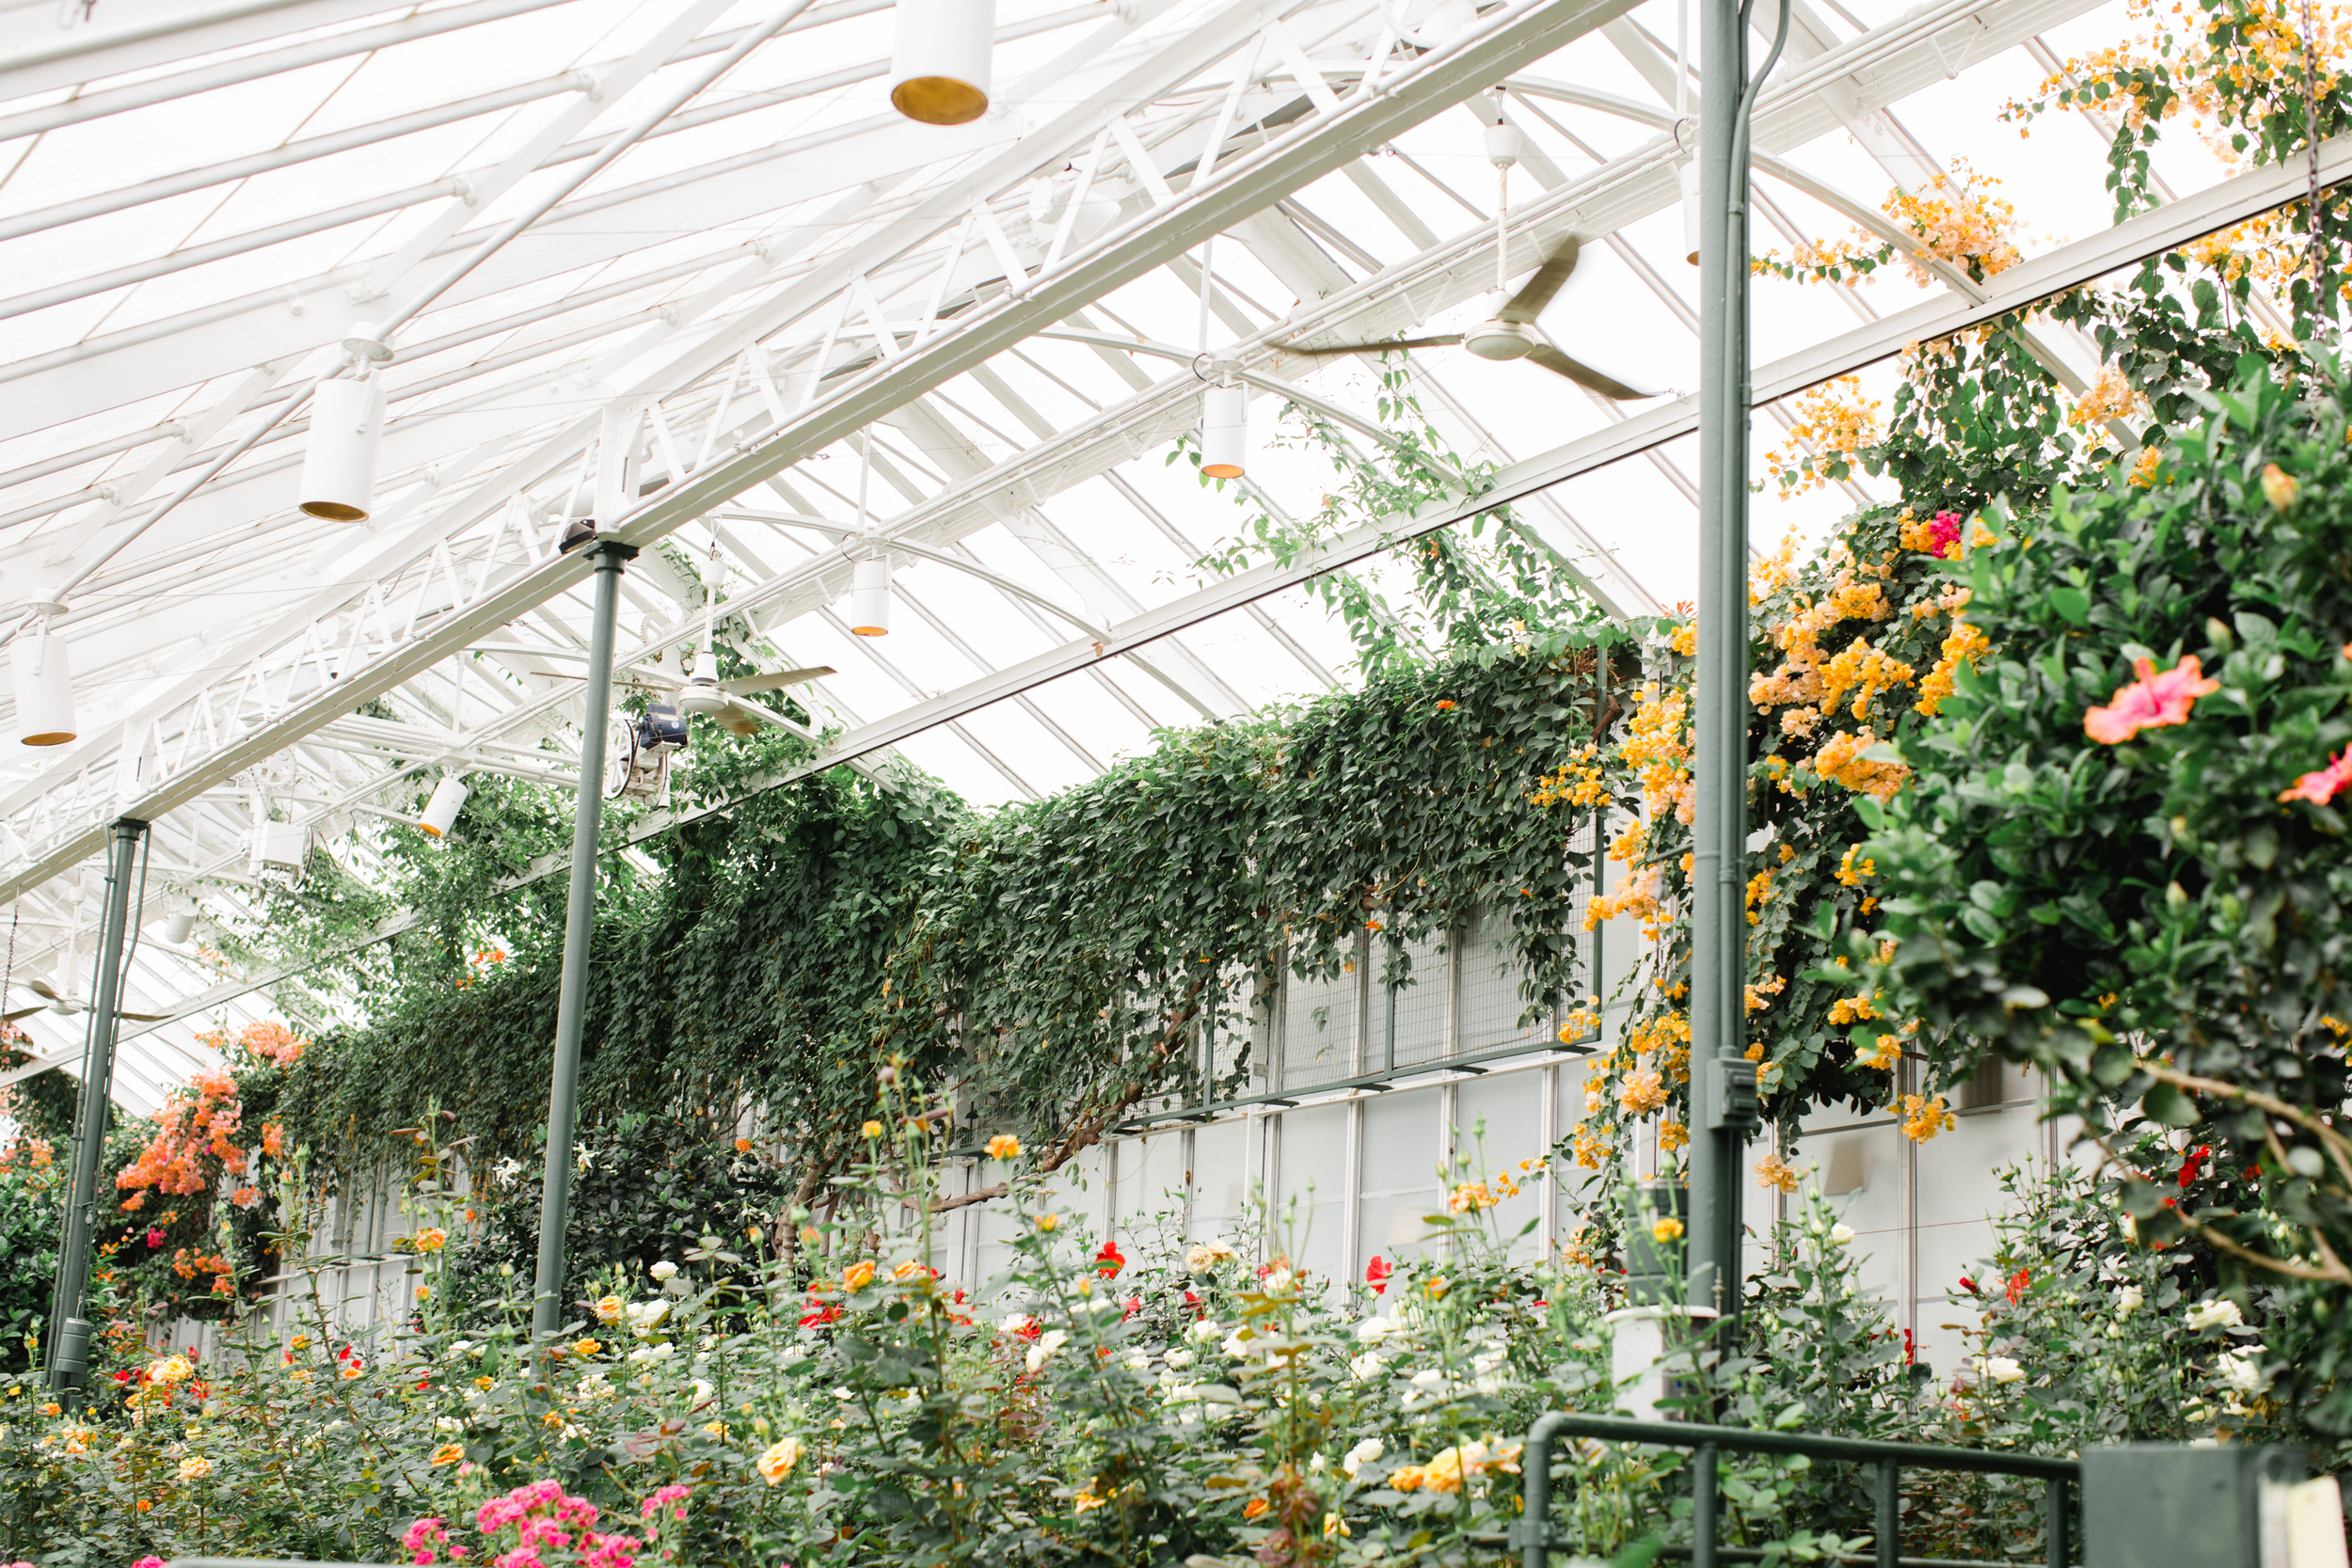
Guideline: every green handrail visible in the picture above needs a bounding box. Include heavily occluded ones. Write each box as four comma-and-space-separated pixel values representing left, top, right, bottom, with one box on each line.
1513, 1414, 2078, 1568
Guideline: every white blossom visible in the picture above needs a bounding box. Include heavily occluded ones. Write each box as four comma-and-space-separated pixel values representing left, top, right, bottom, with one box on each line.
1979, 1356, 2024, 1385
2186, 1298, 2244, 1330
1829, 1224, 1855, 1245
2217, 1350, 2267, 1394
2117, 1286, 2143, 1317
1347, 1351, 1385, 1382
1343, 1437, 1386, 1478
1165, 1349, 1197, 1370
1189, 1319, 1222, 1345
650, 1260, 679, 1281
1354, 1317, 1392, 1343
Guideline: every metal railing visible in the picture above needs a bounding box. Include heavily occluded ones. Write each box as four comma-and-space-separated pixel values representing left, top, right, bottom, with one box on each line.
1515, 1414, 2079, 1568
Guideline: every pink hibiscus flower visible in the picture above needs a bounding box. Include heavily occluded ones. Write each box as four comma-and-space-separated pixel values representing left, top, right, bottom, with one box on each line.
2280, 748, 2352, 805
2083, 656, 2218, 744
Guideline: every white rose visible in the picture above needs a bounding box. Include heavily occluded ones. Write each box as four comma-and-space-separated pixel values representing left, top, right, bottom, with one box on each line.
1343, 1437, 1386, 1478
1222, 1330, 1254, 1360
1001, 1312, 1038, 1337
446, 1340, 474, 1361
1189, 1319, 1222, 1344
2186, 1298, 2245, 1330
1829, 1224, 1855, 1245
1354, 1317, 1391, 1343
1979, 1355, 2025, 1385
2217, 1350, 2267, 1394
627, 1299, 671, 1336
651, 1260, 679, 1281
1262, 1266, 1294, 1293
1348, 1351, 1385, 1382
1184, 1244, 1216, 1272
437, 1416, 464, 1431
2117, 1286, 2143, 1317
1165, 1349, 1197, 1370
691, 1378, 713, 1402
1409, 1368, 1445, 1386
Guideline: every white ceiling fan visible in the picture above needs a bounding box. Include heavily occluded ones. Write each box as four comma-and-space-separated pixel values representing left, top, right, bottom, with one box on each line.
1280, 119, 1655, 401
7, 897, 170, 1022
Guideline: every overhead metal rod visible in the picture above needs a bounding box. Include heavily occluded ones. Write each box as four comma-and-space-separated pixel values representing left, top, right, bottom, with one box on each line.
0, 0, 885, 142
0, 5, 1102, 247
0, 0, 1627, 902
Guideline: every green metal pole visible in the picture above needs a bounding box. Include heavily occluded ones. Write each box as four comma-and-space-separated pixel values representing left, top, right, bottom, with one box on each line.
46, 815, 148, 1398
1690, 0, 1753, 1335
530, 540, 636, 1341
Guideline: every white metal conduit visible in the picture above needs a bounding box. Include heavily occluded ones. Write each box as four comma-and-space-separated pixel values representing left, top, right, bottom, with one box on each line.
0, 4, 1104, 249
0, 5, 1107, 319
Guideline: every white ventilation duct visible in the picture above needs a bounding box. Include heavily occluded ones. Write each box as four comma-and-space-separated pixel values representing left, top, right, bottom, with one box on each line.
889, 0, 993, 124
11, 625, 74, 747
1200, 385, 1248, 480
297, 376, 385, 522
850, 557, 892, 637
417, 774, 471, 838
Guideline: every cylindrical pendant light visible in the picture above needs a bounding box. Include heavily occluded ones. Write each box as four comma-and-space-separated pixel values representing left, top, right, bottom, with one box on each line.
297, 376, 385, 521
1200, 385, 1248, 480
163, 909, 198, 944
11, 625, 74, 747
1679, 162, 1701, 266
889, 0, 993, 125
850, 557, 892, 636
417, 774, 471, 838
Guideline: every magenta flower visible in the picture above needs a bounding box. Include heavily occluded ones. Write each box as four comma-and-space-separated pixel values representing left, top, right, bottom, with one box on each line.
2084, 656, 2219, 744
2280, 748, 2352, 805
1928, 511, 1963, 558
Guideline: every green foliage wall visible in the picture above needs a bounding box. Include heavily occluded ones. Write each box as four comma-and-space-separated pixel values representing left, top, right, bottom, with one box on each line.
272, 638, 1618, 1211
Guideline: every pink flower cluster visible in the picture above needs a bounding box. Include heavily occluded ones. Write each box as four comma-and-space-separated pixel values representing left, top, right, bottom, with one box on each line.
1927, 510, 1963, 559
407, 1480, 671, 1568
405, 1517, 469, 1565
2083, 656, 2218, 744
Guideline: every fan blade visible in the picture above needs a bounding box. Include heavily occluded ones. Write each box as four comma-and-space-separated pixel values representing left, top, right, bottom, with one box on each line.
1498, 238, 1581, 324
119, 1009, 174, 1022
3, 1006, 42, 1023
1525, 345, 1653, 401
718, 666, 834, 697
1278, 334, 1465, 357
25, 979, 58, 1002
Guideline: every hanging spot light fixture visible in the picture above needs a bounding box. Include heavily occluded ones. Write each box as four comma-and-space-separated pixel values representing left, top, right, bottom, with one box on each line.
417, 774, 472, 838
889, 0, 993, 125
1680, 162, 1702, 266
850, 557, 893, 637
297, 372, 386, 522
10, 617, 74, 747
163, 906, 197, 945
1200, 380, 1248, 480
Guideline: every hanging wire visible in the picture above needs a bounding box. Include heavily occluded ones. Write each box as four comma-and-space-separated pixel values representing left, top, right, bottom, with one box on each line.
114, 832, 153, 1030
2305, 0, 2327, 292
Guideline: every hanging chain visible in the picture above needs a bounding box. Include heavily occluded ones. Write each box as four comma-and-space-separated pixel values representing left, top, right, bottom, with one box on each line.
1, 902, 15, 1047
2306, 0, 2327, 295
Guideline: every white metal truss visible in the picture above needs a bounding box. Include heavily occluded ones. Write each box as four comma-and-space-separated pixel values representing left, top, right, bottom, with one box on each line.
0, 0, 2315, 1104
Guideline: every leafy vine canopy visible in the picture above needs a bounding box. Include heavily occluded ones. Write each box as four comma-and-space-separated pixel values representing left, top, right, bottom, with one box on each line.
102, 0, 2352, 1319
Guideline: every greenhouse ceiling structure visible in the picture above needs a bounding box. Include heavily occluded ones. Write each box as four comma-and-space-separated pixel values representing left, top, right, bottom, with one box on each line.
0, 0, 2336, 1113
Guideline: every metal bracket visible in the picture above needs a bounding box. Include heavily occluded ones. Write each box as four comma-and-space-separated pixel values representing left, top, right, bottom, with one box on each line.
1706, 1055, 1762, 1132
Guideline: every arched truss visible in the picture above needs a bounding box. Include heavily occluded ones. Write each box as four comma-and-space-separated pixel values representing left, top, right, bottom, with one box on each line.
0, 0, 2323, 1108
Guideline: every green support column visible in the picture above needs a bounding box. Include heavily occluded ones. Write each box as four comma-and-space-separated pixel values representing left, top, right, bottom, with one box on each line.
531, 540, 637, 1341
1690, 0, 1789, 1342
46, 815, 148, 1399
